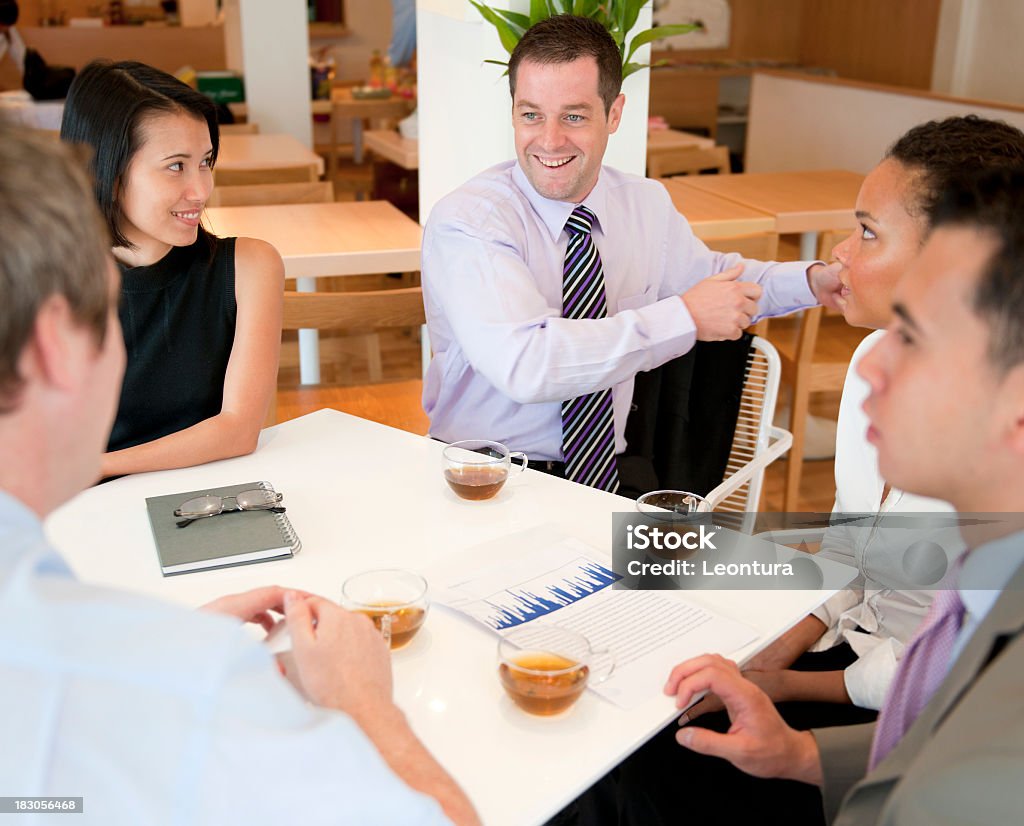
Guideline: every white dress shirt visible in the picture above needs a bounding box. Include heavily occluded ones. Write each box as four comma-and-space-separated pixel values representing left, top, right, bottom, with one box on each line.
811, 329, 961, 709
0, 26, 26, 75
422, 161, 818, 461
0, 492, 449, 825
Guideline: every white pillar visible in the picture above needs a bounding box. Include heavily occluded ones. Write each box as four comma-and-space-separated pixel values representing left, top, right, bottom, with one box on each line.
223, 0, 312, 146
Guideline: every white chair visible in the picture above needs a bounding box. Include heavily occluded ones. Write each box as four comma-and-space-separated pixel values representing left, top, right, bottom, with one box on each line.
704, 336, 793, 517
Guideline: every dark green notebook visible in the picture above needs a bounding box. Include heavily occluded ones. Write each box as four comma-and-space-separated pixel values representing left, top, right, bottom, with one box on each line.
145, 481, 301, 576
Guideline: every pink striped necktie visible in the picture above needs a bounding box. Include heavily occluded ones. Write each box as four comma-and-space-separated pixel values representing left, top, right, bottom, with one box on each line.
868, 565, 966, 770
560, 205, 619, 493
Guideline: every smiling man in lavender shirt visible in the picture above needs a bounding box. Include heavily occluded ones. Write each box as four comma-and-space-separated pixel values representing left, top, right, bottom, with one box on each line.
421, 15, 840, 491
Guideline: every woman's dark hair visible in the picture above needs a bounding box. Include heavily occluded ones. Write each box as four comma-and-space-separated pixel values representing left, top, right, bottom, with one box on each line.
885, 115, 1024, 223
60, 60, 219, 249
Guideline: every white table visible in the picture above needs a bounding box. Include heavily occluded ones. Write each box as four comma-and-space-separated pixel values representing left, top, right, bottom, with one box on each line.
46, 410, 842, 825
205, 201, 422, 384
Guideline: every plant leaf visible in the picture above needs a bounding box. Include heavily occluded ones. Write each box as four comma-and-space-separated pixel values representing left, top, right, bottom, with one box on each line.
530, 0, 550, 26
622, 60, 646, 79
620, 0, 644, 39
493, 8, 530, 32
469, 1, 524, 54
624, 23, 701, 65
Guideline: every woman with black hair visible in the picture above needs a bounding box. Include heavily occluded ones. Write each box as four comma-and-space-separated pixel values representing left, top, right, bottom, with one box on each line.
61, 60, 284, 477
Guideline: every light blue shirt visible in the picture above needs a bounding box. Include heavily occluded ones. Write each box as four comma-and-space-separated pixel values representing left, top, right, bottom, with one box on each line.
950, 529, 1024, 665
422, 161, 818, 461
0, 491, 450, 825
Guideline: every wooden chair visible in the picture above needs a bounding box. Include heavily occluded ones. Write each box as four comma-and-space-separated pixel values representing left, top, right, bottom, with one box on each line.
764, 230, 867, 510
269, 287, 427, 431
647, 145, 731, 179
207, 180, 334, 207
213, 164, 320, 186
220, 122, 260, 135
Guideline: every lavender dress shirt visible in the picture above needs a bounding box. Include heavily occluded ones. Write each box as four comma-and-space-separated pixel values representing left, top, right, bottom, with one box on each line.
422, 161, 817, 461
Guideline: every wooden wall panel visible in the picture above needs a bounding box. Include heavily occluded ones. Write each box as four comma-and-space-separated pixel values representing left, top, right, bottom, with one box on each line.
655, 0, 807, 62
798, 0, 941, 89
15, 25, 226, 73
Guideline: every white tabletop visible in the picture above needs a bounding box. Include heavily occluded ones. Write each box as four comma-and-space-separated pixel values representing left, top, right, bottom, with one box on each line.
217, 133, 325, 176
46, 410, 841, 825
204, 201, 422, 279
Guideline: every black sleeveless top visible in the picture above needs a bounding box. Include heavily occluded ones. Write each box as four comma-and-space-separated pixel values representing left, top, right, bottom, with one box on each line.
108, 231, 237, 453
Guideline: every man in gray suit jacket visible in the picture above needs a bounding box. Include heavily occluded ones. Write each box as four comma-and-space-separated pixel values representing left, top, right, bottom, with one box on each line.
664, 167, 1024, 824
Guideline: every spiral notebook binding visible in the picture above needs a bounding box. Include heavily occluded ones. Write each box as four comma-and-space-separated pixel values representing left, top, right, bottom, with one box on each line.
259, 480, 302, 556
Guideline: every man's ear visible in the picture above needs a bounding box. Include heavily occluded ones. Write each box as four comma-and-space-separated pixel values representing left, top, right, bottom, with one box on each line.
19, 294, 91, 394
607, 93, 625, 134
1001, 363, 1024, 457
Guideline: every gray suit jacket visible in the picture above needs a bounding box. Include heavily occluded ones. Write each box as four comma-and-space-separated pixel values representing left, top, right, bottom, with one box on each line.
816, 559, 1024, 824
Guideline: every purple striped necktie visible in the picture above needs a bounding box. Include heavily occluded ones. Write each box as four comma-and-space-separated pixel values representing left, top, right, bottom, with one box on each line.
868, 563, 966, 769
560, 205, 619, 493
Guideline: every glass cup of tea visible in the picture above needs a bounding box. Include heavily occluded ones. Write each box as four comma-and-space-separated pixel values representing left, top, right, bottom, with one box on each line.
636, 489, 711, 517
497, 624, 614, 716
442, 440, 528, 501
341, 569, 429, 650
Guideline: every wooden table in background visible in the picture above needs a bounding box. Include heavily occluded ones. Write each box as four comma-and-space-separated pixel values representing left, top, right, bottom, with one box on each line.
330, 88, 414, 171
364, 129, 419, 170
678, 169, 863, 258
658, 178, 774, 240
216, 133, 325, 179
206, 201, 421, 384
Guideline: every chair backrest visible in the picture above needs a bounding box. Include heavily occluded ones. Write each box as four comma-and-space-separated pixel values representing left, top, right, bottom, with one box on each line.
214, 164, 320, 186
207, 180, 334, 207
715, 336, 783, 513
219, 122, 260, 135
281, 287, 426, 331
817, 228, 849, 261
648, 145, 731, 179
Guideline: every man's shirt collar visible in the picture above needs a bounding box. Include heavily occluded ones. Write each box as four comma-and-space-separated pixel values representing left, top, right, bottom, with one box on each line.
512, 162, 609, 242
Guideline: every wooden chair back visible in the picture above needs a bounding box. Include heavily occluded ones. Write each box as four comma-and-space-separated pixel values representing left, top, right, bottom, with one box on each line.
208, 181, 334, 207
219, 122, 260, 135
647, 145, 731, 179
270, 288, 427, 430
282, 287, 426, 331
214, 164, 320, 186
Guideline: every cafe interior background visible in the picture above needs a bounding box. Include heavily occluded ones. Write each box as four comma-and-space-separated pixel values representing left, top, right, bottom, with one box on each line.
3, 0, 1023, 513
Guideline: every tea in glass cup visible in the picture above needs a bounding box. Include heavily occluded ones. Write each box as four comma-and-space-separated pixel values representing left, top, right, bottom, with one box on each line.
497, 624, 614, 716
443, 440, 528, 501
636, 489, 711, 516
341, 569, 429, 650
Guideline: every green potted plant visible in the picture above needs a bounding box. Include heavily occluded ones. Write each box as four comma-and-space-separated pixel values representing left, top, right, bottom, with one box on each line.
468, 0, 701, 77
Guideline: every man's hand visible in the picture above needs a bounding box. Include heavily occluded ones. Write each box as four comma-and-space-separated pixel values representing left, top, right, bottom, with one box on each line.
682, 265, 762, 341
201, 585, 306, 633
679, 669, 790, 724
285, 592, 394, 716
664, 654, 823, 786
807, 261, 843, 310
